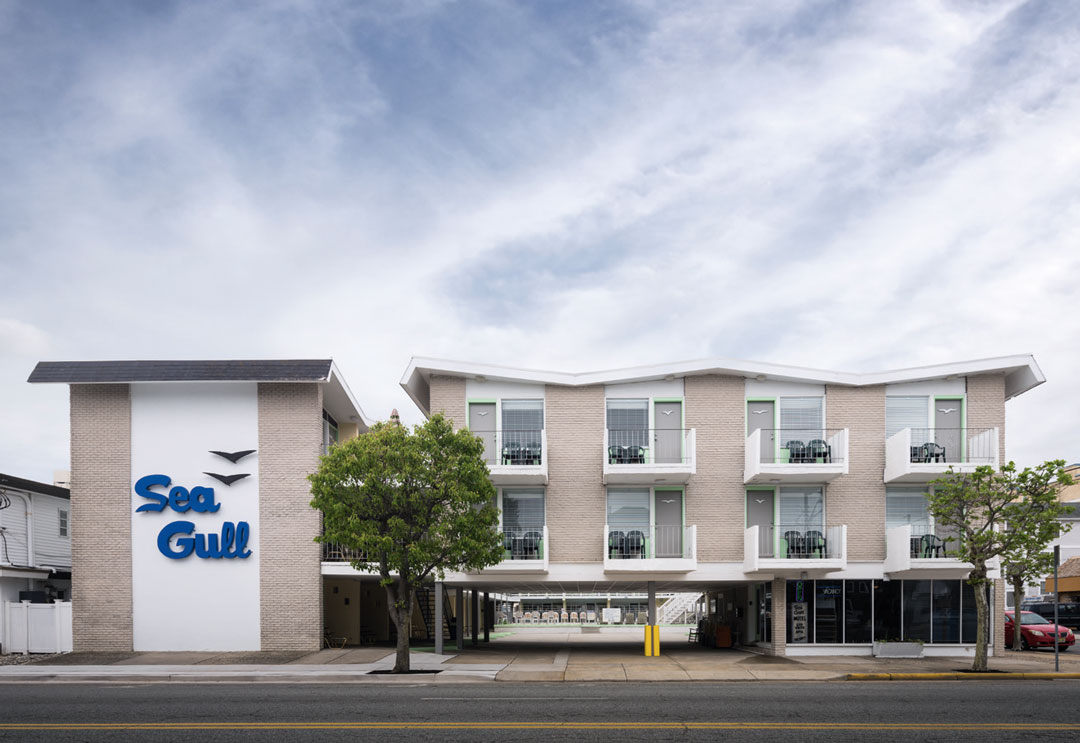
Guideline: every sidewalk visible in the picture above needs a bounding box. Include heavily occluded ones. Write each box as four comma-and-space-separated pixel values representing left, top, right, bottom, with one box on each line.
2, 626, 1079, 683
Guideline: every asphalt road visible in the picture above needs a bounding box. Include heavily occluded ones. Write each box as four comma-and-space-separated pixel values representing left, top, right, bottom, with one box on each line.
1, 681, 1078, 742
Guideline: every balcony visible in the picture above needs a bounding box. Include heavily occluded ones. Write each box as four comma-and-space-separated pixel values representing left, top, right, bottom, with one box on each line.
884, 523, 997, 578
884, 427, 999, 483
743, 524, 846, 574
482, 430, 548, 485
603, 524, 697, 573
603, 428, 696, 485
480, 526, 549, 574
744, 428, 848, 484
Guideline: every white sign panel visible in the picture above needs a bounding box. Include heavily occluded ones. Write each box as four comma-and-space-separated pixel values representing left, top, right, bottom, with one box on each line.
791, 602, 808, 643
602, 607, 622, 623
130, 383, 261, 651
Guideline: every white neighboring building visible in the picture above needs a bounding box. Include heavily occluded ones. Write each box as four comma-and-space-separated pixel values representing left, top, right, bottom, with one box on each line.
0, 472, 72, 653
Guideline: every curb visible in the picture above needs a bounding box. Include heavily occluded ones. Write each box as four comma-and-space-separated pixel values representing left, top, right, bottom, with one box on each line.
846, 672, 1080, 681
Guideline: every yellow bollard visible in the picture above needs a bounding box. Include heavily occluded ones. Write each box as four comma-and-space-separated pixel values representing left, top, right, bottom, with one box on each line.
644, 625, 653, 656
652, 624, 660, 656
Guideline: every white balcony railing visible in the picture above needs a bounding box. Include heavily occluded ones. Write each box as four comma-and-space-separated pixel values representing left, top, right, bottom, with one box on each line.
744, 524, 846, 573
603, 524, 697, 572
482, 430, 548, 484
883, 523, 996, 577
884, 427, 999, 483
744, 428, 849, 484
603, 428, 696, 484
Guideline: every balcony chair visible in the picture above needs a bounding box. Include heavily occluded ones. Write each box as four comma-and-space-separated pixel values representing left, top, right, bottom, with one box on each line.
919, 442, 946, 463
804, 530, 826, 558
626, 529, 646, 559
920, 533, 947, 558
502, 441, 522, 465
785, 441, 807, 463
625, 445, 646, 464
522, 530, 543, 559
608, 444, 628, 464
783, 530, 805, 558
608, 530, 626, 559
806, 439, 831, 463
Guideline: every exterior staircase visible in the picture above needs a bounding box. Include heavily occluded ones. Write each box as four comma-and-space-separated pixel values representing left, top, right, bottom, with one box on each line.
658, 592, 702, 624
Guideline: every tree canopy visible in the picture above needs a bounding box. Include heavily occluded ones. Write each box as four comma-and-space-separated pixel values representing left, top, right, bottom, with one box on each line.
929, 460, 1073, 670
309, 414, 502, 672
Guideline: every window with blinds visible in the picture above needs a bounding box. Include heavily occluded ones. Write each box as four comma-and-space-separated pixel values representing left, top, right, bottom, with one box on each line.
885, 488, 930, 528
502, 489, 545, 528
606, 488, 650, 529
607, 399, 649, 449
779, 397, 823, 445
778, 486, 824, 528
502, 400, 543, 431
886, 396, 929, 438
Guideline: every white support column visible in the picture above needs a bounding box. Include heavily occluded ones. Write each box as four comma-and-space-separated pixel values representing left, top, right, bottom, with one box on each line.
434, 582, 444, 655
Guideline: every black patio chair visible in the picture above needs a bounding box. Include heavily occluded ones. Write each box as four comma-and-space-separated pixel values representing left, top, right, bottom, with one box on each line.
626, 530, 646, 559
806, 439, 831, 463
804, 530, 826, 558
786, 440, 807, 463
625, 446, 646, 464
920, 443, 946, 463
920, 534, 946, 558
609, 530, 626, 559
783, 530, 805, 558
608, 445, 627, 464
522, 530, 543, 559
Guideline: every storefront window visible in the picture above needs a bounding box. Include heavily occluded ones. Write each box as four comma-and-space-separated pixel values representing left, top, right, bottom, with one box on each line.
814, 581, 843, 643
902, 580, 932, 642
961, 582, 982, 644
874, 580, 903, 642
844, 580, 873, 643
932, 580, 961, 643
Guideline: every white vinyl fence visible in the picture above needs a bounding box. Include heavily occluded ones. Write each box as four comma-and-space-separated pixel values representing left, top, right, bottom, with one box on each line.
3, 601, 72, 654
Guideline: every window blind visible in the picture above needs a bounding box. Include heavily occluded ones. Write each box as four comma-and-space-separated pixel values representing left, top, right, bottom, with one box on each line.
502, 489, 545, 528
885, 396, 929, 438
502, 400, 543, 431
779, 397, 824, 445
606, 488, 650, 528
778, 487, 823, 528
885, 488, 930, 528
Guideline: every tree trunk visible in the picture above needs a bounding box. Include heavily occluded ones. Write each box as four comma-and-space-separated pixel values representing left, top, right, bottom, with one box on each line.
972, 570, 989, 672
1010, 573, 1025, 651
385, 579, 414, 673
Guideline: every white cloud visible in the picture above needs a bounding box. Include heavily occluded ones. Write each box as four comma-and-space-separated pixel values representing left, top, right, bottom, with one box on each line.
2, 0, 1079, 480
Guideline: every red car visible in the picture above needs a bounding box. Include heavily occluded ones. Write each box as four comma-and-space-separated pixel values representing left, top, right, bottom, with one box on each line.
1005, 611, 1075, 651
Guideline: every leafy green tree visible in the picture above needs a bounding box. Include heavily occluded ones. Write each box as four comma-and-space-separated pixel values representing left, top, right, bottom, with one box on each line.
309, 414, 502, 672
1002, 479, 1073, 650
929, 460, 1073, 671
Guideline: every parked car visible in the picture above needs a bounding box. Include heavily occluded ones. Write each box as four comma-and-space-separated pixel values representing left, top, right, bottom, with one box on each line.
1021, 601, 1080, 633
1005, 611, 1075, 651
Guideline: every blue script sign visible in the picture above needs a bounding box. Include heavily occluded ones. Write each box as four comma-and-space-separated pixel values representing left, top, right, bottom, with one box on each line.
134, 474, 252, 560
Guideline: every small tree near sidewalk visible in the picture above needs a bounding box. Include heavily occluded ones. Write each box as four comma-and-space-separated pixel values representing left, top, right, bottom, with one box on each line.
309, 414, 503, 672
929, 460, 1073, 671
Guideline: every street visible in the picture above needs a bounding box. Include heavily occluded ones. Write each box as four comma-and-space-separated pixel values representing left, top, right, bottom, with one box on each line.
1, 681, 1078, 741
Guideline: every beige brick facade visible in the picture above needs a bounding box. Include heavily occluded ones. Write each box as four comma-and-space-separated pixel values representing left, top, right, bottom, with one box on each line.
769, 577, 787, 656
825, 384, 886, 561
257, 383, 324, 651
545, 384, 606, 562
69, 384, 133, 651
966, 373, 1007, 465
429, 375, 467, 428
685, 374, 746, 562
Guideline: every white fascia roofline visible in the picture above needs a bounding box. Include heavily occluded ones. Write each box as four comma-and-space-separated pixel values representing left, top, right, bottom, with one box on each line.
400, 354, 1044, 418
327, 361, 373, 430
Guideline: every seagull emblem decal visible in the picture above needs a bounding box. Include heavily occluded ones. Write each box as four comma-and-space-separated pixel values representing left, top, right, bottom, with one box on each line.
209, 449, 256, 463
661, 410, 674, 416
937, 408, 958, 414
204, 472, 251, 486
751, 409, 768, 415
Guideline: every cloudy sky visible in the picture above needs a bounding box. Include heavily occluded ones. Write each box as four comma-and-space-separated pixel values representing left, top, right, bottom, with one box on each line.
2, 0, 1078, 483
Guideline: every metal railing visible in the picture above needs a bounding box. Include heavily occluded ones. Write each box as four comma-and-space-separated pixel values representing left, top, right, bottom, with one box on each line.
606, 429, 692, 465
606, 525, 694, 560
905, 428, 996, 464
322, 542, 367, 562
757, 524, 844, 559
476, 430, 544, 466
500, 526, 545, 560
754, 429, 846, 465
905, 523, 961, 559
